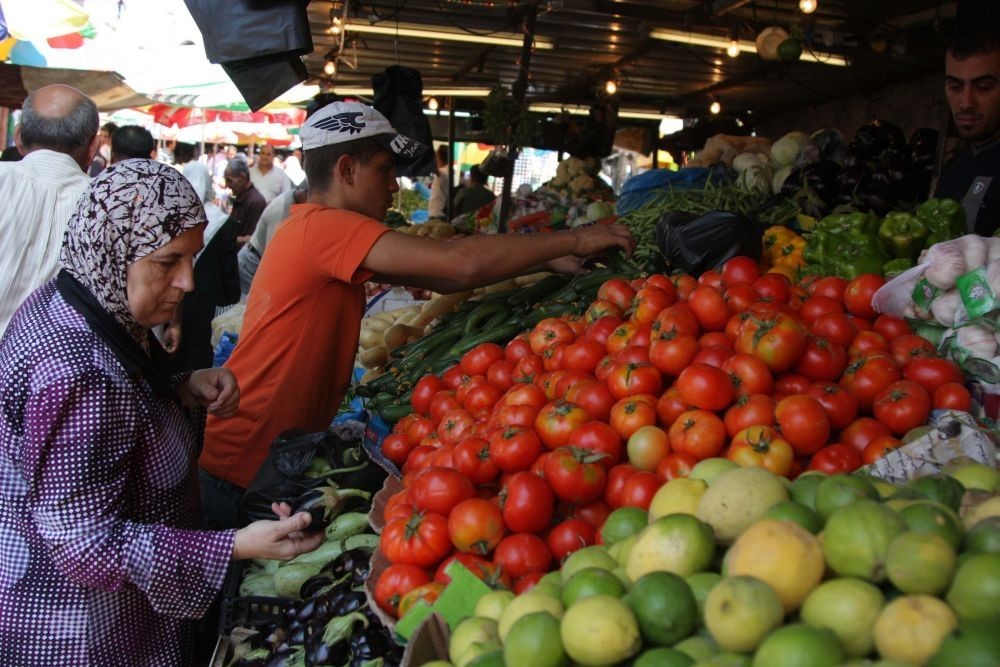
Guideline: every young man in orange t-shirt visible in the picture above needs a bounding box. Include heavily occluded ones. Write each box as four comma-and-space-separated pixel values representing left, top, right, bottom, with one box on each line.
198, 101, 635, 528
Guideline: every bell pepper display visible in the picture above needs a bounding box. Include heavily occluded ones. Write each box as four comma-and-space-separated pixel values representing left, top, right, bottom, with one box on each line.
762, 225, 807, 272
803, 198, 965, 278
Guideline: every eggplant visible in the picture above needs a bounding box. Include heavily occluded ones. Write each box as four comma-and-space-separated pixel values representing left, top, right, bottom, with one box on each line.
288, 622, 311, 647
299, 574, 334, 600
349, 627, 395, 662
305, 629, 350, 666
851, 120, 907, 161
320, 548, 371, 583
334, 591, 366, 616
264, 648, 303, 667
290, 485, 371, 532
296, 598, 318, 624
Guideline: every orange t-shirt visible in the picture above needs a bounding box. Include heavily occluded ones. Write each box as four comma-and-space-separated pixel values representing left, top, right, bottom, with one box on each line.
200, 204, 388, 488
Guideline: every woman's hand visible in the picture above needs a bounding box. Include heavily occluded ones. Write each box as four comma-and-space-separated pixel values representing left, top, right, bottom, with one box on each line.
231, 508, 324, 561
185, 368, 240, 417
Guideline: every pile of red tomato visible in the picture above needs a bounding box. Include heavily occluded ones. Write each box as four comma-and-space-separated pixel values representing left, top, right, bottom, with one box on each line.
373, 257, 972, 617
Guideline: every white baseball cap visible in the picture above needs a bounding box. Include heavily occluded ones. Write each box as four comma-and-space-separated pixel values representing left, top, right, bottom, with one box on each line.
300, 101, 427, 163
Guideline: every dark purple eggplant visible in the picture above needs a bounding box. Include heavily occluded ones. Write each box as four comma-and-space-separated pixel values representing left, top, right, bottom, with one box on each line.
319, 548, 371, 583
305, 629, 349, 666
290, 485, 371, 532
851, 120, 907, 162
264, 648, 304, 667
334, 591, 366, 616
349, 626, 395, 662
299, 574, 334, 600
235, 659, 267, 667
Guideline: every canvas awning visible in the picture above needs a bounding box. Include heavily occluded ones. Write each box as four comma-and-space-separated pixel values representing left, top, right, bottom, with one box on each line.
0, 62, 154, 110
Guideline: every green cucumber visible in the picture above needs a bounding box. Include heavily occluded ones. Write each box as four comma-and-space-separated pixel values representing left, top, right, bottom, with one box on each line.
377, 402, 413, 423
482, 307, 511, 330
569, 267, 617, 291
522, 303, 582, 327
511, 274, 571, 305
446, 322, 524, 357
463, 301, 510, 335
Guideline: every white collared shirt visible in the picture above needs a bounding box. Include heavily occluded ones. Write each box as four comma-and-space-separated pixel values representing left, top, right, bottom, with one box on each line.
0, 149, 90, 335
249, 163, 292, 203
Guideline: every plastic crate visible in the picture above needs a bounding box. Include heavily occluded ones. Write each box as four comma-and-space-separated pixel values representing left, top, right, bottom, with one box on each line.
361, 411, 401, 478
218, 560, 296, 633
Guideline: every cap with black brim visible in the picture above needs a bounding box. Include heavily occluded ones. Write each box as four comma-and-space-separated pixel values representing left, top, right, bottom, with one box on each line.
374, 132, 428, 165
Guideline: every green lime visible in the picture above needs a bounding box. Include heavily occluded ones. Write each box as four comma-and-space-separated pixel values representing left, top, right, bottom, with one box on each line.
899, 500, 964, 550
560, 595, 642, 665
928, 619, 1000, 667
625, 571, 699, 646
465, 649, 504, 667
561, 567, 625, 607
560, 545, 617, 583
763, 501, 824, 534
633, 647, 695, 667
801, 578, 884, 658
673, 635, 718, 662
751, 623, 844, 667
789, 471, 826, 510
947, 553, 1000, 623
686, 572, 723, 619
906, 475, 966, 512
822, 500, 905, 582
886, 532, 956, 595
964, 516, 1000, 554
815, 474, 879, 520
503, 612, 567, 667
601, 506, 649, 546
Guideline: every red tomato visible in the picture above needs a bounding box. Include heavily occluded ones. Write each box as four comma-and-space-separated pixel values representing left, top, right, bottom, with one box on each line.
806, 382, 858, 430
840, 354, 901, 411
843, 274, 885, 319
585, 299, 624, 323
724, 394, 776, 437
513, 572, 545, 594
863, 435, 902, 464
374, 564, 431, 618
584, 316, 624, 345
529, 318, 575, 355
839, 417, 892, 454
567, 421, 623, 468
383, 510, 452, 566
438, 409, 476, 445
563, 499, 612, 529
799, 296, 844, 326
462, 343, 505, 376
546, 518, 596, 561
453, 437, 499, 485
489, 426, 543, 473
728, 425, 794, 477
692, 345, 733, 368
603, 463, 639, 508
933, 382, 972, 411
643, 274, 675, 292
486, 360, 516, 391
554, 370, 594, 400
722, 353, 774, 397
505, 335, 533, 362
541, 343, 566, 372
811, 311, 859, 347
649, 331, 700, 376
409, 467, 475, 515
774, 374, 811, 397
775, 394, 831, 455
512, 354, 544, 384
724, 282, 759, 314
501, 471, 554, 534
619, 471, 663, 510
608, 361, 663, 400
610, 396, 658, 439
735, 313, 806, 373
503, 382, 548, 409
382, 433, 415, 466
873, 380, 932, 436
535, 400, 593, 449
618, 343, 652, 363
753, 274, 792, 303
889, 334, 937, 367
544, 447, 608, 503
722, 256, 762, 285
441, 365, 467, 391
902, 356, 964, 395
598, 278, 637, 311
626, 425, 671, 471
448, 498, 505, 555
656, 452, 698, 480
873, 314, 912, 341
562, 339, 605, 374
464, 383, 503, 414
653, 303, 701, 338
808, 443, 863, 474
455, 375, 488, 404
808, 276, 848, 301
677, 363, 735, 411
671, 274, 697, 300
632, 286, 676, 325
668, 409, 727, 460
411, 376, 446, 416
566, 381, 615, 422
605, 322, 640, 355
688, 285, 732, 331
795, 336, 849, 382
429, 391, 462, 423
429, 444, 457, 469
493, 534, 553, 579
655, 387, 690, 429
848, 331, 891, 359
698, 270, 724, 289
402, 445, 437, 475
490, 403, 539, 430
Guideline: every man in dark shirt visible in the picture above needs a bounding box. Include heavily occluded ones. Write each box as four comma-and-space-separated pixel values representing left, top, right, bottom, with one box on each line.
225, 157, 267, 246
453, 165, 497, 215
935, 32, 1000, 236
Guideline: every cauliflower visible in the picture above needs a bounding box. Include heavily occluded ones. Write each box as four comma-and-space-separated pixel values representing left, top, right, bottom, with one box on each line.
569, 174, 595, 194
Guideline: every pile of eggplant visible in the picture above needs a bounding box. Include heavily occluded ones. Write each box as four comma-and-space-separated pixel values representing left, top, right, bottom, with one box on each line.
780, 121, 939, 219
228, 549, 402, 667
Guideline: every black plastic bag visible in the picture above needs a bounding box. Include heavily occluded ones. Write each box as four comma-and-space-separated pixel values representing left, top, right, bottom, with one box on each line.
655, 211, 761, 275
372, 66, 435, 178
239, 429, 386, 523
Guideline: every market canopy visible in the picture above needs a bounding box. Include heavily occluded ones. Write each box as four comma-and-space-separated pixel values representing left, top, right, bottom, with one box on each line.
0, 62, 153, 110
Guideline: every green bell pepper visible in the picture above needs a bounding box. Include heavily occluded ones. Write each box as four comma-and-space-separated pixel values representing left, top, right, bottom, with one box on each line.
843, 212, 882, 241
883, 257, 914, 279
879, 212, 930, 261
915, 198, 965, 239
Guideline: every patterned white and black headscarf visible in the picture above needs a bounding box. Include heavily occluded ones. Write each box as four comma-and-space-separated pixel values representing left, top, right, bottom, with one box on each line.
61, 159, 207, 347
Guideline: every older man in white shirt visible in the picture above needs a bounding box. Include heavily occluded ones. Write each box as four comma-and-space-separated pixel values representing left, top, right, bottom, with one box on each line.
0, 84, 99, 335
248, 144, 292, 203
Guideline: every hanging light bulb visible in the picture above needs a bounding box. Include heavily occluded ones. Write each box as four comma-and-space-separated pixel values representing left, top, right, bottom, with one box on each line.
799, 0, 817, 14
323, 59, 337, 76
709, 100, 722, 114
726, 39, 740, 57
427, 97, 439, 111
604, 79, 618, 95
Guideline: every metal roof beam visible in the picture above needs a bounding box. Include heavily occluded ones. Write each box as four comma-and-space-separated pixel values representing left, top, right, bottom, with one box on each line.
713, 0, 752, 17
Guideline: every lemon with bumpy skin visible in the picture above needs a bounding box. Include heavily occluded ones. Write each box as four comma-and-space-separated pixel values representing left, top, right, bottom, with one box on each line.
497, 593, 563, 642
800, 578, 884, 658
649, 477, 709, 520
886, 531, 956, 595
704, 576, 784, 653
726, 519, 824, 612
696, 467, 788, 543
560, 595, 642, 666
874, 595, 957, 665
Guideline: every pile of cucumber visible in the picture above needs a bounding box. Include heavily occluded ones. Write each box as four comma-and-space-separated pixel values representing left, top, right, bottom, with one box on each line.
358, 258, 640, 423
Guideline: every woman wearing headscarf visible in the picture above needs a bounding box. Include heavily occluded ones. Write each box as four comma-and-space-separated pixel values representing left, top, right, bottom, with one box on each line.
0, 160, 322, 665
